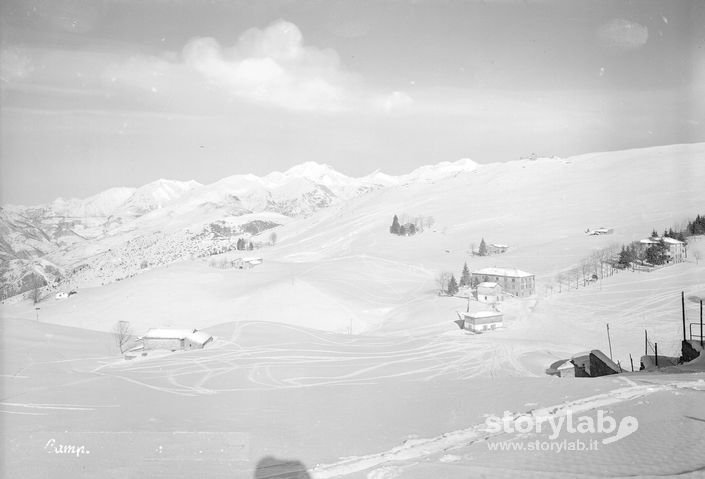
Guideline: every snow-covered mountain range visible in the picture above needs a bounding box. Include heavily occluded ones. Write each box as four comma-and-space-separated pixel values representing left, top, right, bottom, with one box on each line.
1, 158, 480, 299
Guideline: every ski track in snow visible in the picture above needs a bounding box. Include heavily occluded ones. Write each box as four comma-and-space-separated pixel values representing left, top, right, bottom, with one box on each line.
310, 378, 705, 478
91, 321, 537, 396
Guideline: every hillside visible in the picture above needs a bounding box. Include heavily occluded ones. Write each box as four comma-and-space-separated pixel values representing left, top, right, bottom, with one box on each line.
2, 143, 705, 479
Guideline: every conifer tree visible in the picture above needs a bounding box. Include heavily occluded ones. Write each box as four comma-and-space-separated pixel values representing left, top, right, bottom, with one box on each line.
447, 275, 459, 296
479, 238, 487, 256
390, 215, 401, 235
460, 262, 471, 287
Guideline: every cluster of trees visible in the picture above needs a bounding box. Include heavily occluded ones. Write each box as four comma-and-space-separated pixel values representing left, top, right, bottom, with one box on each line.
616, 241, 671, 268
686, 215, 705, 236
235, 238, 255, 250
389, 214, 435, 236
616, 216, 704, 269
438, 262, 475, 296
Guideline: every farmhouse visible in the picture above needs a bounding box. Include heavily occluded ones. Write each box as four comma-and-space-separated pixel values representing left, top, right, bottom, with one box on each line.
471, 267, 535, 297
141, 329, 213, 351
462, 311, 503, 333
487, 243, 509, 255
232, 257, 263, 269
476, 282, 503, 304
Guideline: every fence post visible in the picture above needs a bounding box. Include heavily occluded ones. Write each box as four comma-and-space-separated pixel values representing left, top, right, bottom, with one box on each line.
682, 291, 687, 342
655, 342, 658, 367
629, 354, 634, 372
700, 299, 705, 348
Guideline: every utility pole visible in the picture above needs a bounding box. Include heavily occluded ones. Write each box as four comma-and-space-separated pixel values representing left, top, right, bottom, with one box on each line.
700, 300, 703, 348
606, 323, 613, 361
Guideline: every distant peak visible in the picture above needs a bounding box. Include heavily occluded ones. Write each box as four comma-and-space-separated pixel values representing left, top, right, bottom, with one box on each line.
284, 162, 340, 177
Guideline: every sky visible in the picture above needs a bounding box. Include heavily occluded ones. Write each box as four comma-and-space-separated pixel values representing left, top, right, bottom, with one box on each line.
1, 0, 703, 204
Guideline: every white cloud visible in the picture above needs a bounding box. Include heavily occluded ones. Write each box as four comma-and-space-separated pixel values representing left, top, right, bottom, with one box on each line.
597, 19, 649, 52
0, 48, 34, 84
377, 91, 414, 114
182, 20, 352, 111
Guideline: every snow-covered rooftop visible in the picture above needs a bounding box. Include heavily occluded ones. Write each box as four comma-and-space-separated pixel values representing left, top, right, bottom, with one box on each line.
473, 267, 533, 278
463, 311, 503, 319
186, 331, 213, 345
640, 237, 684, 245
143, 328, 197, 339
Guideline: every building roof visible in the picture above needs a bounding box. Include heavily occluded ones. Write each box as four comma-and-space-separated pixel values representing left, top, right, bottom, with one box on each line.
490, 244, 508, 248
473, 267, 533, 278
143, 328, 197, 340
185, 331, 213, 345
640, 236, 683, 245
463, 311, 503, 319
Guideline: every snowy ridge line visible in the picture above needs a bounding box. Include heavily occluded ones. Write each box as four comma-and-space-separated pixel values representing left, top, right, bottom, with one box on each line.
310, 379, 705, 478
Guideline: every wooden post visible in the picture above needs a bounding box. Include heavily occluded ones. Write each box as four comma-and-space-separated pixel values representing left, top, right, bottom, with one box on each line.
606, 323, 613, 360
629, 354, 634, 372
645, 330, 648, 357
655, 342, 658, 367
682, 291, 687, 342
700, 299, 705, 348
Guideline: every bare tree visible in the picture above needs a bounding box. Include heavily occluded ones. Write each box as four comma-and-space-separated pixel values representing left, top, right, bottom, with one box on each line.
30, 273, 41, 304
269, 231, 278, 246
437, 271, 452, 295
555, 271, 567, 293
694, 250, 702, 265
113, 320, 133, 354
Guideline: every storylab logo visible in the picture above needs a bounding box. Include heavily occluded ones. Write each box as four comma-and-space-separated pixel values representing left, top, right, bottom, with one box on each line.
484, 410, 639, 451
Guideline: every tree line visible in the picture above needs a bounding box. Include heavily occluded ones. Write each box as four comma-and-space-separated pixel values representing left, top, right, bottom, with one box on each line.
550, 214, 705, 295
437, 262, 475, 296
389, 214, 435, 236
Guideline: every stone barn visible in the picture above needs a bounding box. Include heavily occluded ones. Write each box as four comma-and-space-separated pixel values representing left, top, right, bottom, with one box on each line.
142, 329, 213, 351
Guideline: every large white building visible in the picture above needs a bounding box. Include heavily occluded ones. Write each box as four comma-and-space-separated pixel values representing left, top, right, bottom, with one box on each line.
471, 267, 535, 297
638, 237, 686, 263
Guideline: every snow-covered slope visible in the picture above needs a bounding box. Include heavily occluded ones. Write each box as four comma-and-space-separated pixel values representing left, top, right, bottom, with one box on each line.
0, 157, 490, 299
2, 145, 703, 303
2, 143, 705, 479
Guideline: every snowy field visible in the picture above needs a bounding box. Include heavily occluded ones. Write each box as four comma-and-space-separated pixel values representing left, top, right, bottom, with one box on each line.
2, 146, 705, 478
